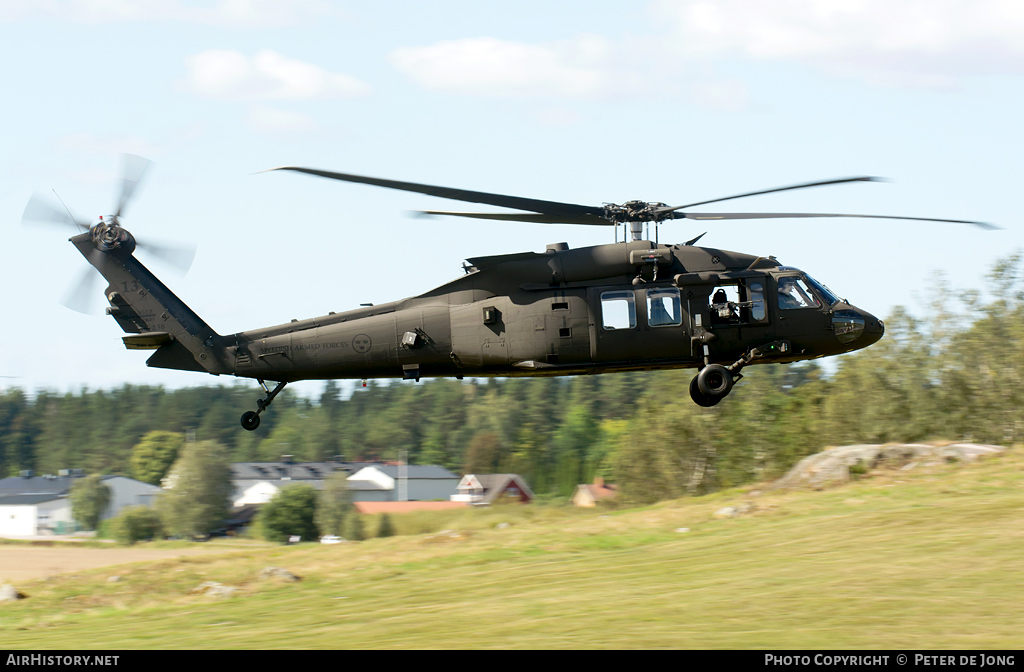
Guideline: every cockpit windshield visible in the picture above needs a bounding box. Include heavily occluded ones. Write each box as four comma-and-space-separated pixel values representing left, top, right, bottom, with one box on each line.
777, 276, 820, 310
803, 274, 840, 306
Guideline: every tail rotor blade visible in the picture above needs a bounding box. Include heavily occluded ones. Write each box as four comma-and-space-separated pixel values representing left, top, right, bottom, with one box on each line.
61, 265, 102, 315
21, 194, 91, 232
135, 239, 196, 274
114, 154, 152, 221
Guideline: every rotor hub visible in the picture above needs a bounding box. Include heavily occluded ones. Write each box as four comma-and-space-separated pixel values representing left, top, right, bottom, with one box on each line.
602, 201, 671, 224
92, 218, 135, 254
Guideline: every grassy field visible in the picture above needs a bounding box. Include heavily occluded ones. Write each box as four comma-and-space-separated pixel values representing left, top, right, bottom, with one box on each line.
2, 446, 1023, 649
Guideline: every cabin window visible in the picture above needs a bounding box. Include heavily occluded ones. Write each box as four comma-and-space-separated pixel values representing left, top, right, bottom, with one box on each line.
647, 288, 681, 327
710, 285, 741, 324
601, 290, 636, 330
777, 276, 821, 310
747, 282, 766, 321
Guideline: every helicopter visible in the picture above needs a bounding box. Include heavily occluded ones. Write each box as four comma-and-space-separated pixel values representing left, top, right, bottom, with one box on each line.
23, 156, 995, 430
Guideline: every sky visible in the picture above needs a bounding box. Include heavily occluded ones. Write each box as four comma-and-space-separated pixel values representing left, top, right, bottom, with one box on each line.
1, 0, 1021, 400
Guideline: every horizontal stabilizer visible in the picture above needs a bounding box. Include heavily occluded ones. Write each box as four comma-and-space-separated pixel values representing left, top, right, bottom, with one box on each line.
122, 332, 173, 350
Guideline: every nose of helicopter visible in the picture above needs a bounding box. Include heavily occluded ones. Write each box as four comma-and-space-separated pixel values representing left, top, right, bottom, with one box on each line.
830, 304, 884, 350
860, 309, 884, 347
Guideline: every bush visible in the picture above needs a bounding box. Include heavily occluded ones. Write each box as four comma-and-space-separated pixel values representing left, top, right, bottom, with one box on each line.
156, 440, 233, 539
70, 475, 112, 530
130, 431, 184, 485
95, 518, 112, 539
377, 513, 394, 538
260, 485, 319, 543
343, 510, 366, 541
111, 506, 163, 545
314, 472, 352, 536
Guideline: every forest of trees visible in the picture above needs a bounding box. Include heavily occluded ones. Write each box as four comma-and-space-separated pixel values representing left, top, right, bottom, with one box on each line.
1, 255, 1021, 505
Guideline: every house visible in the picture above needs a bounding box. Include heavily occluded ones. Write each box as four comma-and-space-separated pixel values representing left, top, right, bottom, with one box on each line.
0, 470, 161, 537
347, 465, 460, 502
230, 459, 373, 507
230, 460, 460, 507
451, 474, 535, 505
572, 477, 618, 507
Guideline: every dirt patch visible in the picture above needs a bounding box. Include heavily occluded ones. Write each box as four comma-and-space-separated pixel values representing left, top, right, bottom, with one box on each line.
0, 546, 232, 583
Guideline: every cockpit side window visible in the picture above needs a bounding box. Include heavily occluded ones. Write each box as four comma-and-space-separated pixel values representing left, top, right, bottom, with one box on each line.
778, 276, 821, 310
647, 288, 681, 327
803, 274, 840, 306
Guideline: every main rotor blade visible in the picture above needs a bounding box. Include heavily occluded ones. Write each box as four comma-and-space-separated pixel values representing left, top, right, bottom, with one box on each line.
265, 166, 601, 217
659, 176, 884, 213
135, 239, 196, 274
21, 194, 91, 232
415, 210, 611, 225
114, 154, 152, 220
681, 212, 999, 229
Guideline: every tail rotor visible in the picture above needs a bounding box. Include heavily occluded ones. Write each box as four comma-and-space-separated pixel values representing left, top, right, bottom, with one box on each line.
21, 154, 196, 314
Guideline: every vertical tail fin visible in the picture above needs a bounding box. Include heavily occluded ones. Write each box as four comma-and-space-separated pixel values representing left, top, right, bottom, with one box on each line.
71, 231, 233, 375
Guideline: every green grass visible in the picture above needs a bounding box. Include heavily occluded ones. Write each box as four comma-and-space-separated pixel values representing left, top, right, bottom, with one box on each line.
2, 448, 1023, 649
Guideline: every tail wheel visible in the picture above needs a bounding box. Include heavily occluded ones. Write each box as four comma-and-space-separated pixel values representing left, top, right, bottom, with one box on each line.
241, 411, 261, 431
697, 364, 733, 398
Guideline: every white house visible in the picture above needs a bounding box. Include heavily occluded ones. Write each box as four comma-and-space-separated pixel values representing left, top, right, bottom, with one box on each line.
0, 495, 76, 536
347, 465, 460, 502
229, 461, 460, 506
0, 472, 161, 537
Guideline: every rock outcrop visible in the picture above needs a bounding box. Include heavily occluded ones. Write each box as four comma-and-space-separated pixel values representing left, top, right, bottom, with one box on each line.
0, 584, 26, 601
774, 443, 1003, 490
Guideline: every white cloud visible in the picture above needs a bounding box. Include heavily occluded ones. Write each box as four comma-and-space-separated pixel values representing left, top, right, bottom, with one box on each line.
55, 132, 160, 157
389, 36, 621, 99
0, 0, 343, 26
651, 0, 1024, 86
185, 49, 370, 101
388, 1, 1024, 106
246, 105, 317, 133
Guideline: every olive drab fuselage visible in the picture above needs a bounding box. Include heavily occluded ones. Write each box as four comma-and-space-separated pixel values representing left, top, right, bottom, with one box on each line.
72, 230, 883, 387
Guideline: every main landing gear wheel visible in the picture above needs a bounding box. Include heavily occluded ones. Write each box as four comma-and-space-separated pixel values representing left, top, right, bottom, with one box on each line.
689, 376, 720, 407
240, 411, 260, 431
697, 363, 734, 398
